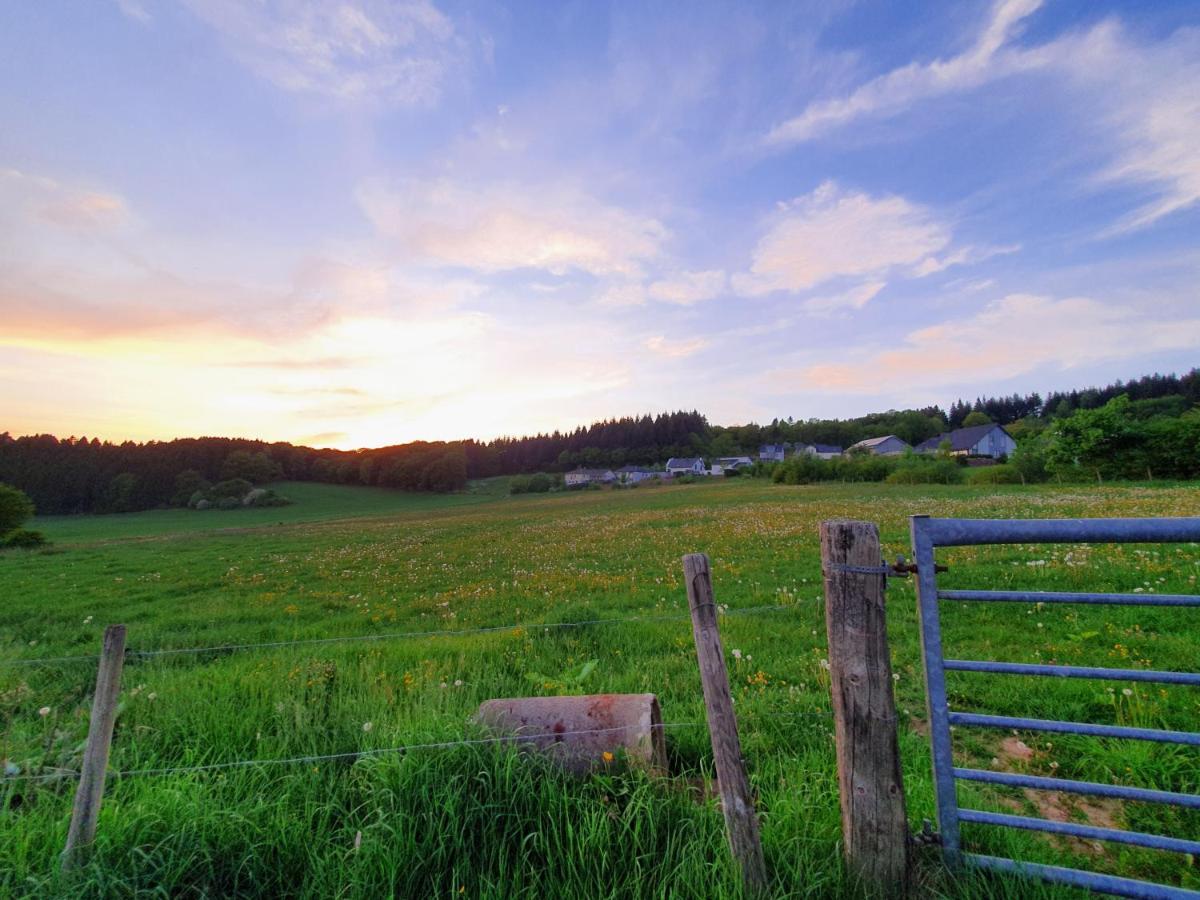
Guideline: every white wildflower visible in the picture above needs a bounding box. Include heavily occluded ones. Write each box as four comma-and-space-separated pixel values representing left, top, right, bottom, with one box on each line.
362, 721, 373, 733
38, 706, 51, 717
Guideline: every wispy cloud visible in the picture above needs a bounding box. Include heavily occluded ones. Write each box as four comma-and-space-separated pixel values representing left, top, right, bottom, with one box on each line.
795, 293, 1200, 392
732, 181, 953, 295
1, 168, 127, 232
765, 0, 1043, 147
647, 270, 726, 305
358, 177, 667, 276
644, 334, 710, 359
182, 0, 460, 105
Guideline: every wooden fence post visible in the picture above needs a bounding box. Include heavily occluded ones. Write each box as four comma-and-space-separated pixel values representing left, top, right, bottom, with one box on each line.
682, 553, 768, 895
62, 624, 126, 872
820, 521, 909, 890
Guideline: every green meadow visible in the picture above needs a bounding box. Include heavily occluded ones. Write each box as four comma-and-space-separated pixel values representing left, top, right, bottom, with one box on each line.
1, 478, 1197, 898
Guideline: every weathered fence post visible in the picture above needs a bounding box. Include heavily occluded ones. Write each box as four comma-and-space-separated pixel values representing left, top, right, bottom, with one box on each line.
62, 624, 126, 872
820, 521, 909, 890
682, 553, 768, 895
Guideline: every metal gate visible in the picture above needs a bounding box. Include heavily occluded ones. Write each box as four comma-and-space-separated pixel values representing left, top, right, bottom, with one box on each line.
910, 515, 1200, 899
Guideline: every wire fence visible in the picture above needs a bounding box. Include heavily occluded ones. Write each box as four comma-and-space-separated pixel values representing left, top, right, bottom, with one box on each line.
2, 710, 835, 785
0, 603, 799, 668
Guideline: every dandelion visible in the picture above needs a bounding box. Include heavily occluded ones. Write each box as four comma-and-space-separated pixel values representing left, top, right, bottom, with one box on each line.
454, 679, 463, 687
731, 649, 742, 660
602, 751, 614, 763
1122, 688, 1133, 697
38, 706, 51, 717
83, 615, 93, 624
147, 692, 157, 701
362, 721, 373, 733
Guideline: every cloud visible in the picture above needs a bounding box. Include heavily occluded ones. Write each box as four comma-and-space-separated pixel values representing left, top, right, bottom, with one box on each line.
733, 181, 952, 295
358, 177, 667, 276
1070, 25, 1200, 234
764, 3, 1200, 233
644, 335, 710, 359
115, 0, 150, 24
1, 168, 127, 232
765, 0, 1043, 146
795, 293, 1200, 392
647, 270, 726, 305
182, 0, 459, 105
801, 281, 886, 314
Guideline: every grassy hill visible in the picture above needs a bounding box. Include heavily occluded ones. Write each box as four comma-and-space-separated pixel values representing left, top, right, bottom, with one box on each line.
2, 479, 1197, 897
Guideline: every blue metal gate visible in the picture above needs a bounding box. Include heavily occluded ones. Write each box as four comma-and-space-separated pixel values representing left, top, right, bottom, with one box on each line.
910, 515, 1200, 899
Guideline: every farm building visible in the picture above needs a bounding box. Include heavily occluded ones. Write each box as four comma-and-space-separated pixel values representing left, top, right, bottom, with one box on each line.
846, 435, 911, 456
798, 443, 843, 460
615, 465, 658, 483
715, 456, 754, 470
759, 443, 788, 462
665, 457, 706, 476
915, 423, 1017, 459
564, 467, 616, 487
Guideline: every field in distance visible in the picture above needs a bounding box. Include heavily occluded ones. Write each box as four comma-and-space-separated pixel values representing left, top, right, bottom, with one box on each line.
2, 478, 1198, 898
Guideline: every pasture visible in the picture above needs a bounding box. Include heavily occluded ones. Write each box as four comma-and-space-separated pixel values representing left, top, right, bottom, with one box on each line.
1, 478, 1198, 898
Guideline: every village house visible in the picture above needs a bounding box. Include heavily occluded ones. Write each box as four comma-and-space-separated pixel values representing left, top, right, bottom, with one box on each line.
758, 443, 788, 462
615, 465, 658, 484
798, 443, 843, 460
564, 467, 616, 487
715, 456, 754, 470
665, 457, 706, 476
915, 423, 1017, 459
846, 435, 911, 456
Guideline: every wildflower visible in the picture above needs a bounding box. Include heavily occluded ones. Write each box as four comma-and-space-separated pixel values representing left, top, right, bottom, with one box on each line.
454, 679, 463, 687
1122, 688, 1133, 697
731, 649, 742, 660
892, 673, 900, 682
362, 722, 373, 733
602, 751, 614, 763
83, 615, 93, 624
38, 706, 51, 717
147, 692, 157, 701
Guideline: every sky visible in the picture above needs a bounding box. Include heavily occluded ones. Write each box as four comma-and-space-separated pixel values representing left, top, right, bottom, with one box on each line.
1, 0, 1198, 449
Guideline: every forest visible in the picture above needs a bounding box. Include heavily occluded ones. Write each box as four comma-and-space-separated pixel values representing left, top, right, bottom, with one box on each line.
1, 369, 1196, 514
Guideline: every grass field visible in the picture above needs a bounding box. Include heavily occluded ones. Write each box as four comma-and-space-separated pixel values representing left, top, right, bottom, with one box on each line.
1, 478, 1197, 898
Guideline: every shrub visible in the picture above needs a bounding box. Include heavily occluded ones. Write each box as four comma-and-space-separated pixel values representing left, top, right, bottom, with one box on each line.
210, 478, 253, 500
3, 528, 46, 548
884, 458, 964, 485
216, 496, 241, 510
195, 499, 212, 510
0, 483, 35, 534
967, 465, 1023, 485
244, 488, 290, 507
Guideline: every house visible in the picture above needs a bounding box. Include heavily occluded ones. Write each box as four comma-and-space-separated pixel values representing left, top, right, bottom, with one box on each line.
715, 456, 754, 470
915, 423, 1017, 459
759, 443, 788, 462
616, 465, 658, 484
665, 457, 706, 476
808, 443, 843, 460
564, 467, 616, 487
846, 435, 911, 456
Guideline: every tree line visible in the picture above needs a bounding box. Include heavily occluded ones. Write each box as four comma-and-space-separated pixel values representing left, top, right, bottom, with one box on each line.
2, 368, 1195, 514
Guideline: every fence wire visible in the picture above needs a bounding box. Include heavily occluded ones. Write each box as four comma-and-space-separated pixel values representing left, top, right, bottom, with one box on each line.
0, 603, 798, 668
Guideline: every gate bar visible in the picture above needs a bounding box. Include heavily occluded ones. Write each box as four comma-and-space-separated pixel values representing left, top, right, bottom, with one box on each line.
948, 712, 1200, 746
965, 854, 1200, 900
954, 768, 1200, 809
959, 809, 1200, 855
944, 659, 1200, 686
919, 517, 1200, 546
939, 590, 1200, 607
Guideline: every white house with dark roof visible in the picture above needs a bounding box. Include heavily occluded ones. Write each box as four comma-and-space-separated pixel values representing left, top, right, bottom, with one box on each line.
846, 435, 911, 456
915, 423, 1017, 459
665, 457, 706, 476
798, 443, 843, 460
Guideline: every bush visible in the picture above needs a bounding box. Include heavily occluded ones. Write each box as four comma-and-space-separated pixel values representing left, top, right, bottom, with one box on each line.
211, 478, 254, 500
3, 528, 47, 548
884, 458, 964, 485
243, 488, 291, 507
0, 483, 35, 534
216, 496, 241, 510
195, 499, 212, 510
966, 464, 1023, 485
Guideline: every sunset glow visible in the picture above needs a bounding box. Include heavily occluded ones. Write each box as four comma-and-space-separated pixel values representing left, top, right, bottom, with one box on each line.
2, 1, 1198, 447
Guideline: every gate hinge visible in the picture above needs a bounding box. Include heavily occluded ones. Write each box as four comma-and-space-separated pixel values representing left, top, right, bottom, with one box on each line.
911, 819, 941, 846
888, 555, 948, 577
